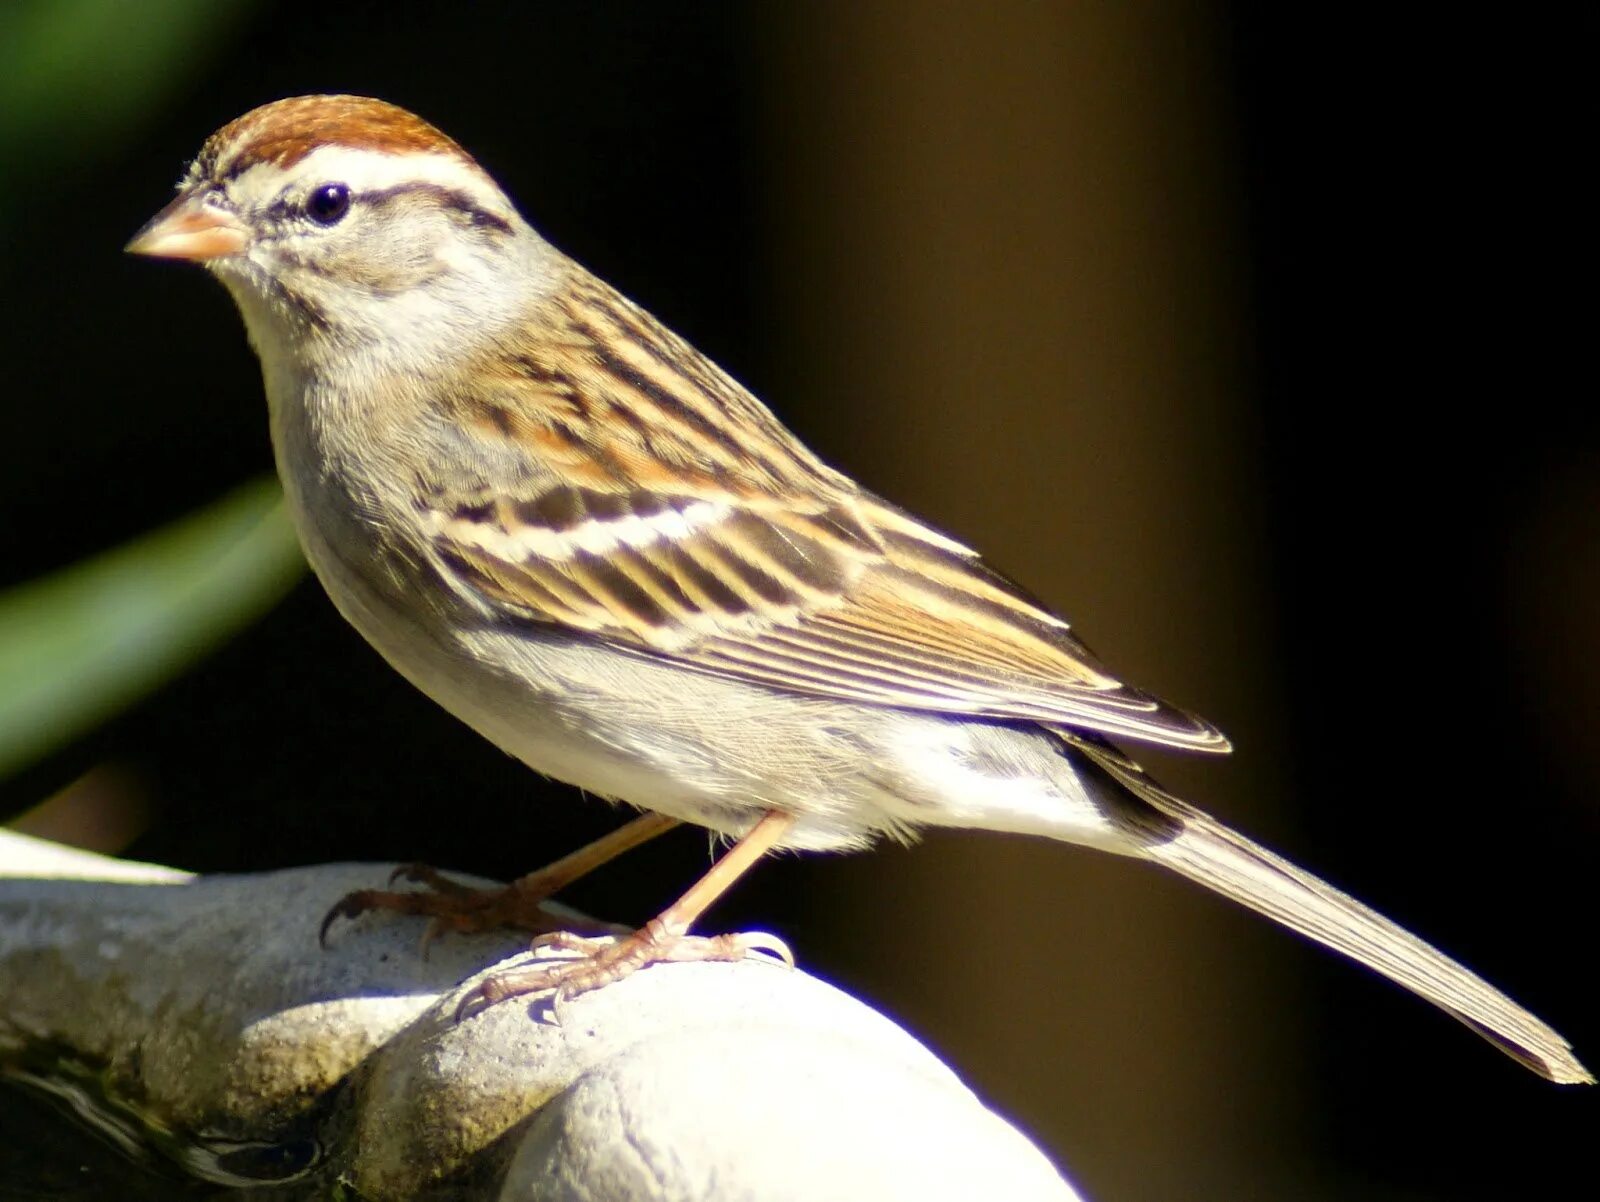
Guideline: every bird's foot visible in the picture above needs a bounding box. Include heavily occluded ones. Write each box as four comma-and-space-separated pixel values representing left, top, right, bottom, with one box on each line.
318, 863, 618, 951
454, 917, 794, 1020
319, 814, 680, 950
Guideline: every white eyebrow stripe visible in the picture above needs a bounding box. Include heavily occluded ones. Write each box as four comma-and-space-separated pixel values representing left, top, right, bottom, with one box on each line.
432, 500, 734, 562
227, 147, 511, 219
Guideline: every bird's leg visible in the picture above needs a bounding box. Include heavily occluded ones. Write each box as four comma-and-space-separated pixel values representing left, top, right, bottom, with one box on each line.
319, 811, 680, 945
456, 809, 797, 1017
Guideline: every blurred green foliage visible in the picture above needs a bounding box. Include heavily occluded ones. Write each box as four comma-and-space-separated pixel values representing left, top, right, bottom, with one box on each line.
0, 0, 255, 163
1, 0, 298, 786
0, 481, 304, 780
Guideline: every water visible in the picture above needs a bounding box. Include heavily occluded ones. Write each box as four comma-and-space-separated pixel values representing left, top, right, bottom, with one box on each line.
0, 1053, 329, 1202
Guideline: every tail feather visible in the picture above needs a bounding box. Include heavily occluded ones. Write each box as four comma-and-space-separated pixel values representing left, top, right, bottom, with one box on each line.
1147, 798, 1590, 1083
1061, 731, 1592, 1084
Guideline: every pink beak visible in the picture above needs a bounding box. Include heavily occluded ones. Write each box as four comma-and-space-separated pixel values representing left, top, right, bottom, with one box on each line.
126, 194, 248, 261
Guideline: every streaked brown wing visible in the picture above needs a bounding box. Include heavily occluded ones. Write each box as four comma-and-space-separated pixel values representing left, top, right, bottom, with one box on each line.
424, 483, 1229, 754
427, 483, 879, 649
422, 264, 1228, 752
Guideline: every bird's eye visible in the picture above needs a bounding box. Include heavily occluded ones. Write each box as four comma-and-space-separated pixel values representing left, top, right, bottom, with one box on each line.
306, 183, 351, 225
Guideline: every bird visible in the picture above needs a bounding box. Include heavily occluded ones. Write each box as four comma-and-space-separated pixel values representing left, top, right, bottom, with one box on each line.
127, 94, 1588, 1082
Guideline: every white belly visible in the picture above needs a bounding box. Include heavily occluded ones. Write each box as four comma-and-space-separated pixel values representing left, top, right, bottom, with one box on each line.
273, 427, 1118, 856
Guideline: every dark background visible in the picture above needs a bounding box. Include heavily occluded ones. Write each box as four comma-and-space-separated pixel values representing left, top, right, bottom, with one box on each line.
2, 4, 1593, 1199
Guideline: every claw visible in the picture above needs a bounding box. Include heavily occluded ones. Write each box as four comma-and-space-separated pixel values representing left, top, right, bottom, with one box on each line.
453, 982, 493, 1025
318, 891, 371, 948
450, 923, 794, 1022
386, 863, 420, 887
417, 917, 445, 960
388, 862, 473, 895
733, 930, 795, 968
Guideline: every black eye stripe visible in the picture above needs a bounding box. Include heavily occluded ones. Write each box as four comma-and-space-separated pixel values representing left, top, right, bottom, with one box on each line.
257, 180, 514, 236
356, 182, 513, 234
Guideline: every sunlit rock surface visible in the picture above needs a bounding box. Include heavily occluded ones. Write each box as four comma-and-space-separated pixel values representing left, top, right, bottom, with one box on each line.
0, 829, 1083, 1201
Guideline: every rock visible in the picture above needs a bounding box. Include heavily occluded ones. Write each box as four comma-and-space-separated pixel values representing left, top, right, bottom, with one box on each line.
0, 829, 1084, 1200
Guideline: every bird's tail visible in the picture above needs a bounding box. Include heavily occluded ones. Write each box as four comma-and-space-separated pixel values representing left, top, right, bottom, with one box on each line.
1060, 731, 1592, 1084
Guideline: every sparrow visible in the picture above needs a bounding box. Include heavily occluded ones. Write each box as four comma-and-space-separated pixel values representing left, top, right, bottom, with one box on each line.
127, 95, 1589, 1081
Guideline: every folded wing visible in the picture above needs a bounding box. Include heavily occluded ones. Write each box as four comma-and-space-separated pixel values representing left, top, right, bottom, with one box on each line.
424, 481, 1229, 753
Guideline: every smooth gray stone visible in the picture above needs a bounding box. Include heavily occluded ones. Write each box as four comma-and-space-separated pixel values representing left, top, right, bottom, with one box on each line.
0, 829, 1084, 1201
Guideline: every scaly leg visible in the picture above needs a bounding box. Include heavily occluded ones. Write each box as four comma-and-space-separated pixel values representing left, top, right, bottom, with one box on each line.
319, 811, 681, 945
457, 809, 796, 1017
